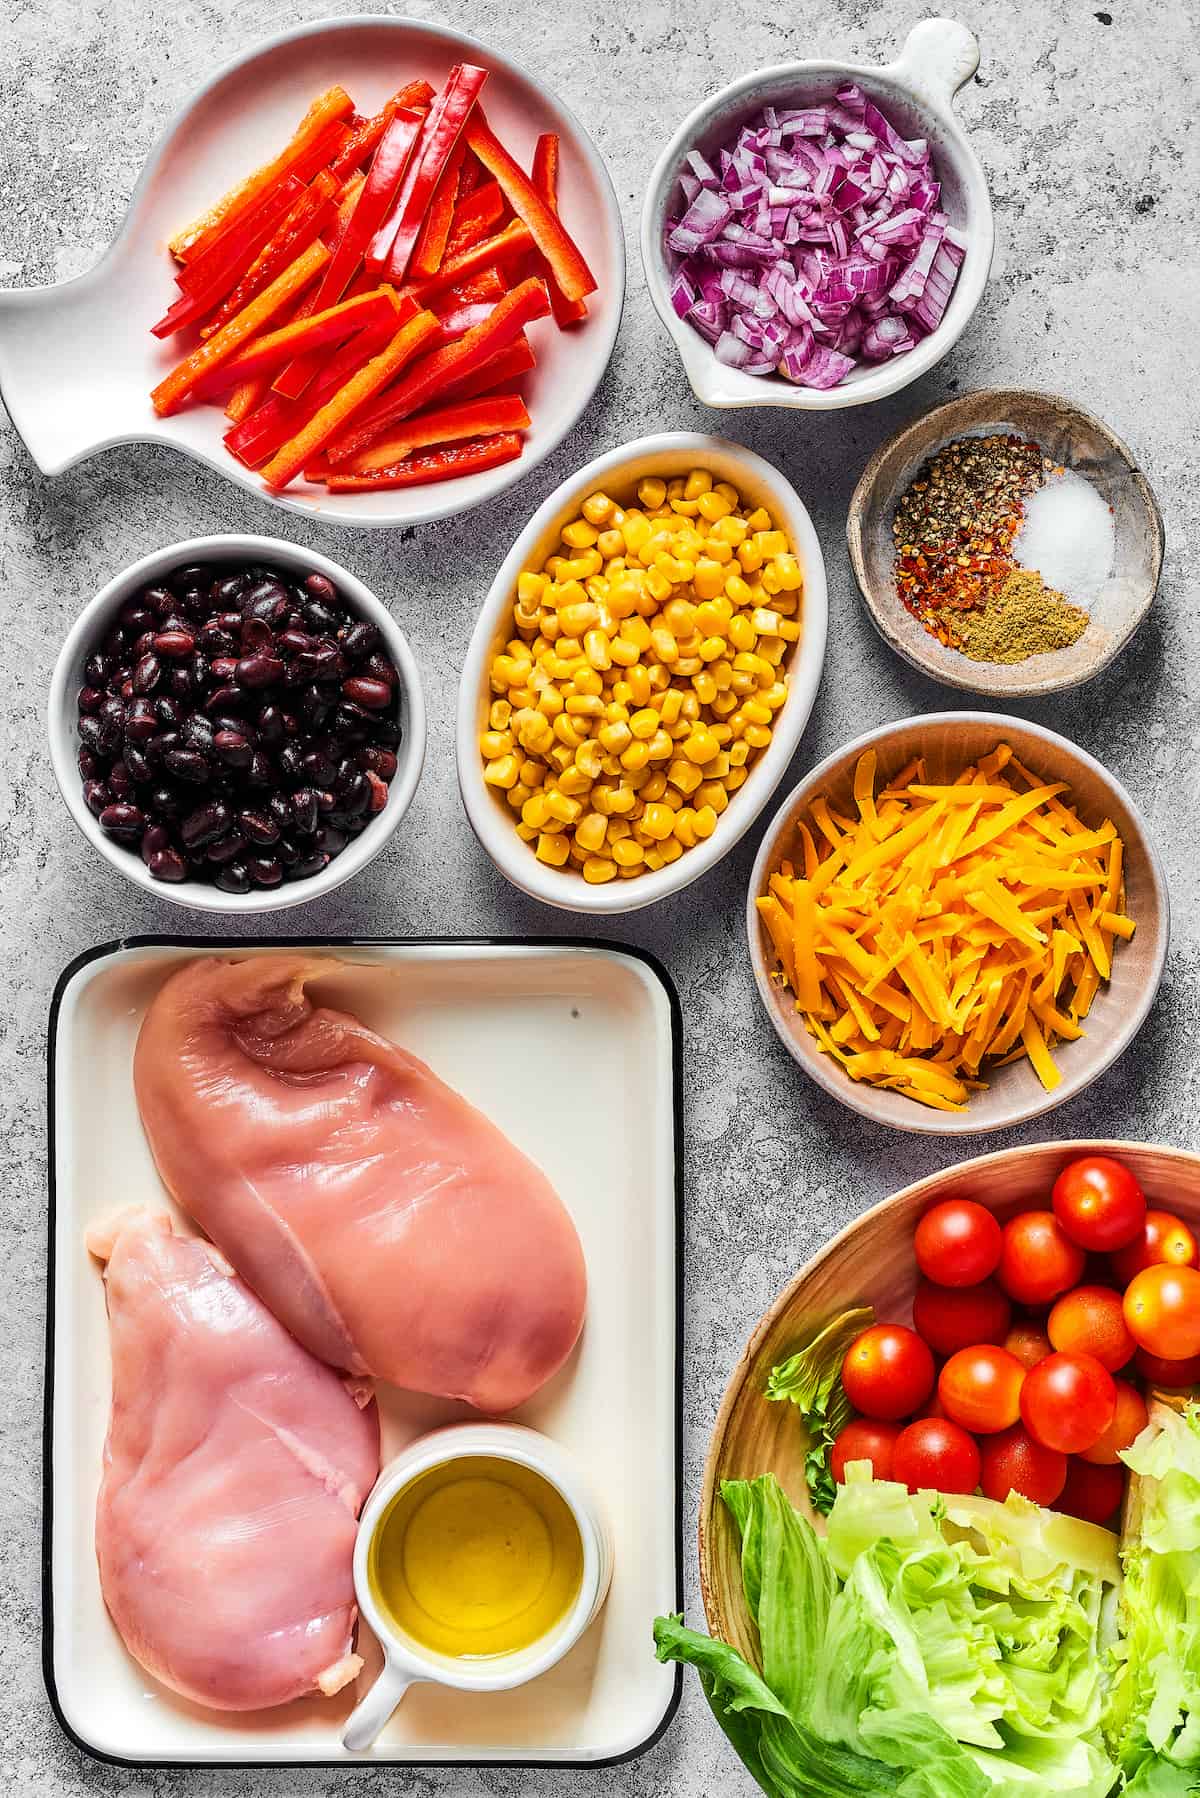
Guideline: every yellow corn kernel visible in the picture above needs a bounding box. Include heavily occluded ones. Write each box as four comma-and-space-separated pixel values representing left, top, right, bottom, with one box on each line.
645, 566, 672, 603
729, 739, 750, 767
557, 766, 592, 798
563, 519, 598, 550
517, 756, 544, 786
595, 528, 623, 560
479, 728, 513, 758
737, 539, 763, 573
619, 614, 652, 651
575, 739, 605, 779
484, 754, 520, 790
695, 598, 731, 633
712, 513, 747, 546
582, 856, 617, 884
692, 558, 725, 599
683, 727, 720, 765
643, 846, 665, 871
693, 670, 718, 706
521, 712, 556, 753
522, 793, 551, 829
547, 745, 572, 773
552, 715, 583, 749
565, 693, 604, 718
760, 562, 781, 595
627, 664, 653, 706
575, 812, 608, 854
726, 766, 748, 791
679, 692, 701, 721
744, 723, 772, 749
683, 468, 712, 500
696, 781, 729, 814
650, 627, 678, 664
612, 837, 645, 869
751, 607, 781, 635
584, 629, 612, 670
697, 489, 733, 523
647, 664, 671, 695
656, 837, 683, 864
516, 821, 537, 842
754, 529, 787, 557
608, 574, 643, 619
647, 729, 674, 761
640, 802, 674, 841
628, 706, 660, 740
668, 758, 703, 795
489, 699, 513, 730
599, 719, 632, 753
746, 507, 770, 530
742, 698, 772, 726
545, 790, 582, 825
728, 613, 757, 651
536, 831, 570, 866
673, 810, 697, 848
621, 740, 651, 773
609, 637, 639, 668
664, 597, 697, 636
517, 571, 547, 604
659, 688, 683, 725
774, 553, 802, 591
692, 804, 718, 839
621, 512, 652, 557
641, 773, 668, 804
637, 476, 667, 510
582, 491, 613, 525
507, 781, 532, 811
560, 601, 599, 637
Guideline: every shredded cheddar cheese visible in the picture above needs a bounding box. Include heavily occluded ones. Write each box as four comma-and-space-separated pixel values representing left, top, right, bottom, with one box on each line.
756, 743, 1135, 1111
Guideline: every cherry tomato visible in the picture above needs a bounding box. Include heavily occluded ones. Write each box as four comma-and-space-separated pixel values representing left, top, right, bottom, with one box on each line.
1111, 1210, 1198, 1285
1124, 1265, 1200, 1361
979, 1424, 1067, 1505
1079, 1379, 1148, 1465
842, 1325, 935, 1422
1020, 1352, 1116, 1454
1135, 1347, 1200, 1388
1052, 1155, 1146, 1253
912, 1279, 1012, 1358
998, 1211, 1086, 1307
1057, 1459, 1126, 1525
1005, 1323, 1052, 1370
938, 1345, 1026, 1434
831, 1419, 902, 1485
1047, 1285, 1135, 1371
892, 1418, 981, 1495
915, 1200, 1003, 1288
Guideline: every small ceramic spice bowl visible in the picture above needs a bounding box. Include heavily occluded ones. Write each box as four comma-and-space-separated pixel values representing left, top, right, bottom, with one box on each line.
847, 388, 1165, 697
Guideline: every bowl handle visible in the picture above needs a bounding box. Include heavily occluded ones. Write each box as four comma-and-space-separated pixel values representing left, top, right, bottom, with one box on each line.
341, 1655, 418, 1753
892, 17, 981, 108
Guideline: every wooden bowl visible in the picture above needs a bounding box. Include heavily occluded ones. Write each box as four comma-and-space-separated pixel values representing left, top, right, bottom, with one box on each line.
746, 711, 1169, 1135
847, 389, 1164, 697
700, 1139, 1200, 1663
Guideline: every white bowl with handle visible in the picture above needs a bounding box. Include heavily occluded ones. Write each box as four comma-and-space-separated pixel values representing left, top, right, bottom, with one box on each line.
640, 18, 994, 412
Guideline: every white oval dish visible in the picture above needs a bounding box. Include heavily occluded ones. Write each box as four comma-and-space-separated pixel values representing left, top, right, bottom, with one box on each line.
343, 1422, 613, 1752
47, 534, 426, 915
0, 15, 624, 529
640, 17, 994, 412
456, 431, 828, 915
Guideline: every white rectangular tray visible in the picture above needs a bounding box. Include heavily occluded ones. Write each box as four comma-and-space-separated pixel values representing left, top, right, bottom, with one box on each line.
46, 938, 681, 1767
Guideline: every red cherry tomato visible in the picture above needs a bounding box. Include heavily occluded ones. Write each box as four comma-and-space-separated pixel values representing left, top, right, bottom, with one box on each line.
831, 1419, 903, 1485
1111, 1210, 1198, 1285
892, 1418, 981, 1496
998, 1211, 1086, 1307
1004, 1323, 1052, 1370
912, 1279, 1012, 1358
915, 1200, 1003, 1288
979, 1424, 1067, 1505
1052, 1155, 1146, 1253
1123, 1265, 1200, 1361
1135, 1347, 1200, 1388
938, 1345, 1026, 1434
1020, 1352, 1117, 1454
842, 1325, 935, 1422
1057, 1459, 1126, 1524
1079, 1379, 1149, 1465
1047, 1285, 1136, 1371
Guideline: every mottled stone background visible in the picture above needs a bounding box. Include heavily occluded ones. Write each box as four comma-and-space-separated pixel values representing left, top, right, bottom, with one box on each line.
2, 0, 1198, 1791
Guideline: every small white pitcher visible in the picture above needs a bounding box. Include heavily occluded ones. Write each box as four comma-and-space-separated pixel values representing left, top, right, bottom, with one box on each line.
343, 1421, 614, 1753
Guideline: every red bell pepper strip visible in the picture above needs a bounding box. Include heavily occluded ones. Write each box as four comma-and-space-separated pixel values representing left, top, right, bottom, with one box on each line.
226, 371, 271, 424
151, 238, 330, 416
449, 265, 506, 303
432, 302, 494, 339
322, 431, 524, 490
171, 87, 355, 262
199, 170, 339, 338
409, 140, 465, 278
272, 107, 424, 402
463, 115, 596, 304
369, 64, 490, 280
444, 180, 506, 258
531, 133, 589, 326
151, 177, 305, 337
327, 78, 434, 182
192, 289, 399, 397
261, 309, 442, 490
436, 334, 536, 403
338, 392, 530, 472
325, 274, 549, 464
457, 151, 486, 200
406, 218, 532, 301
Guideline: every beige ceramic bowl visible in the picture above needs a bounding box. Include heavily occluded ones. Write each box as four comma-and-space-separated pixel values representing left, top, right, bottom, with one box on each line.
746, 711, 1168, 1134
847, 388, 1165, 697
700, 1139, 1200, 1660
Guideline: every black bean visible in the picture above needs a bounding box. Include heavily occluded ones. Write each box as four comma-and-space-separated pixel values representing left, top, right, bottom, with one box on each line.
301, 747, 335, 785
154, 629, 196, 659
343, 675, 392, 709
278, 627, 315, 657
124, 745, 152, 784
244, 580, 290, 625
247, 750, 276, 787
199, 622, 236, 655
78, 716, 105, 755
278, 743, 304, 782
78, 747, 100, 779
340, 620, 378, 663
210, 574, 246, 609
180, 800, 231, 847
108, 762, 133, 800
290, 850, 330, 880
374, 718, 402, 750
164, 747, 210, 784
238, 808, 280, 846
84, 652, 110, 686
190, 651, 210, 689
155, 696, 181, 727
249, 855, 283, 888
290, 787, 319, 835
316, 787, 337, 813
180, 714, 215, 754
83, 780, 109, 816
171, 563, 211, 595
205, 683, 245, 716
99, 803, 144, 840
213, 728, 253, 768
237, 653, 284, 689
167, 667, 194, 698
297, 643, 343, 681
359, 746, 398, 779
148, 846, 188, 883
148, 784, 182, 818
305, 572, 337, 603
77, 685, 104, 716
365, 652, 397, 686
256, 704, 285, 748
298, 683, 333, 729
214, 861, 251, 894
143, 585, 175, 618
125, 698, 158, 742
140, 824, 172, 863
276, 835, 301, 867
316, 823, 347, 857
119, 601, 154, 631
206, 831, 248, 865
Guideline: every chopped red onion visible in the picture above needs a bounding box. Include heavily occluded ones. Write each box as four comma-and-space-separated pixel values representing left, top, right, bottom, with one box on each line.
666, 90, 966, 388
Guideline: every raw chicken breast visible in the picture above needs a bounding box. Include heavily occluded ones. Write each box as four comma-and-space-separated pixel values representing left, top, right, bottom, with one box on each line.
92, 1210, 379, 1712
134, 955, 587, 1413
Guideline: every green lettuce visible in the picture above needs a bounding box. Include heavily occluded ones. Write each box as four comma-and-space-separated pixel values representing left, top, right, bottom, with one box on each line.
765, 1306, 874, 1514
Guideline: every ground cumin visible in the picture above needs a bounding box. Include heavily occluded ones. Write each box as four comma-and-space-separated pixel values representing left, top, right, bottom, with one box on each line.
955, 569, 1088, 664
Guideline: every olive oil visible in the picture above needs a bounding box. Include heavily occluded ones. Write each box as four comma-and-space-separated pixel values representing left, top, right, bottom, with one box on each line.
370, 1456, 584, 1659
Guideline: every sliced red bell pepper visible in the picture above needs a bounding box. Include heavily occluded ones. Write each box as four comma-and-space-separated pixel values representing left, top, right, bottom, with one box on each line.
432, 301, 494, 338
260, 309, 442, 490
443, 180, 506, 259
436, 334, 536, 403
199, 170, 339, 338
171, 87, 355, 262
226, 371, 271, 424
369, 64, 490, 280
409, 139, 465, 278
531, 133, 589, 326
272, 107, 425, 402
325, 274, 549, 464
407, 218, 532, 301
457, 150, 487, 200
151, 238, 330, 416
322, 431, 524, 490
151, 176, 305, 338
338, 392, 530, 472
192, 288, 399, 397
327, 78, 434, 183
463, 115, 596, 305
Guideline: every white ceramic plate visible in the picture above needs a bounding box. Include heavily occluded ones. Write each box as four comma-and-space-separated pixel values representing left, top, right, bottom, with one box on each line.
46, 939, 680, 1766
0, 16, 625, 529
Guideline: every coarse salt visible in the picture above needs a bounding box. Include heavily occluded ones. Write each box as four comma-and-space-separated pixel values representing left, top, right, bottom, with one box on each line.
1014, 468, 1115, 610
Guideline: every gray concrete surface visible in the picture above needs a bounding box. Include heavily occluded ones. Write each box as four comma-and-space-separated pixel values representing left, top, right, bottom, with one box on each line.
2, 0, 1198, 1791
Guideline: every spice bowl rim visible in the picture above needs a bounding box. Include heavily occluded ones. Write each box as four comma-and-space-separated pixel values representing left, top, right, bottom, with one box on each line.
847, 386, 1166, 697
46, 532, 427, 915
745, 707, 1169, 1135
639, 16, 995, 414
455, 430, 829, 915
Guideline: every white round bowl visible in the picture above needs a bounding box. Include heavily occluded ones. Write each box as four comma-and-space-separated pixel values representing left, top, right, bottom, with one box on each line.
48, 534, 426, 915
456, 431, 828, 914
0, 15, 625, 529
640, 17, 994, 413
